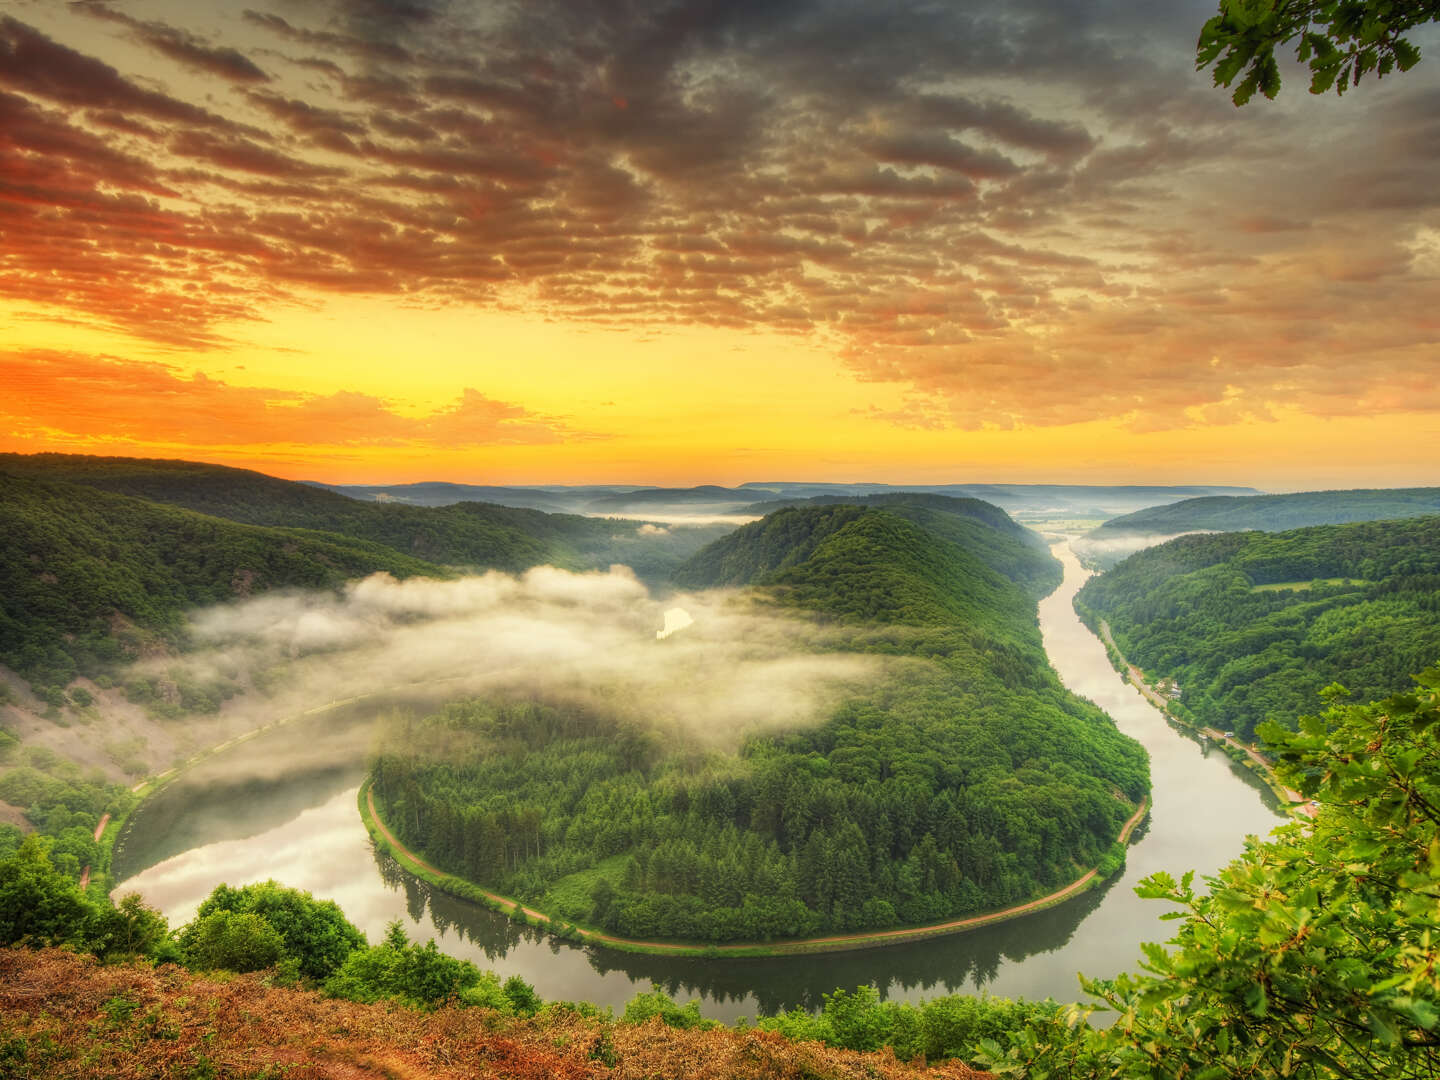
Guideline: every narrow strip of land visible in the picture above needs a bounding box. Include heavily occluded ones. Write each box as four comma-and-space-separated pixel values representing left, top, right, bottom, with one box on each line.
364, 785, 1147, 956
1096, 620, 1171, 710
1201, 727, 1310, 809
1097, 619, 1313, 816
77, 812, 112, 891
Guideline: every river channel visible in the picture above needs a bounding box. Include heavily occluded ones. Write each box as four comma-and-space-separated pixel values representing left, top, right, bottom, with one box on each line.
113, 540, 1283, 1022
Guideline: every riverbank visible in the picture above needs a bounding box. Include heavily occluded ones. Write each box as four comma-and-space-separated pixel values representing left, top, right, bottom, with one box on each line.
1087, 616, 1311, 817
359, 777, 1149, 959
102, 694, 370, 894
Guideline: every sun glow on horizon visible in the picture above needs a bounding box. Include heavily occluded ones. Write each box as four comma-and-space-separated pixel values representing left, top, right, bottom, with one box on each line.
0, 2, 1436, 489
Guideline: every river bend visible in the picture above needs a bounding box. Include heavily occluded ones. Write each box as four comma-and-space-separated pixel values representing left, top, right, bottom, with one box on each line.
114, 541, 1283, 1021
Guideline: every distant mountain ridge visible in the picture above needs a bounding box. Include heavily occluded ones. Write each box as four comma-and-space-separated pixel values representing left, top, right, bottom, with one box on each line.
0, 454, 730, 583
0, 454, 738, 691
313, 477, 1261, 520
1090, 487, 1440, 537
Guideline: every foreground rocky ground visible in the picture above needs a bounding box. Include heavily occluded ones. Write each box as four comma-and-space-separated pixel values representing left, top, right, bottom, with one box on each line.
0, 949, 989, 1080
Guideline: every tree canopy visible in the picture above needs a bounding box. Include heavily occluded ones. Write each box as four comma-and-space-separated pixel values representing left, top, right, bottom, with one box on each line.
1075, 516, 1440, 741
1198, 0, 1436, 104
373, 505, 1147, 943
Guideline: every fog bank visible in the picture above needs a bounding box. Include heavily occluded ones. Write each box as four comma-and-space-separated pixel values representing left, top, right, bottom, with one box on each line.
138, 566, 888, 765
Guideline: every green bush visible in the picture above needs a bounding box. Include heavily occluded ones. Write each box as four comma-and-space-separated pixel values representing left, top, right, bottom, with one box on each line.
183, 910, 284, 973
179, 880, 365, 980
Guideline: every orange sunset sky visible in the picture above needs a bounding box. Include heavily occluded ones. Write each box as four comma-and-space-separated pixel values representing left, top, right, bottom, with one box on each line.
1, 0, 1437, 489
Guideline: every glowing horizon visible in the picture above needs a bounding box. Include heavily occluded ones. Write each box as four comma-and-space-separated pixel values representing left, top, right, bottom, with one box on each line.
2, 2, 1437, 491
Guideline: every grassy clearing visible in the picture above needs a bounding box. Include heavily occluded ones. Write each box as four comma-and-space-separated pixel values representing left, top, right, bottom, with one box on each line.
1252, 577, 1371, 592
542, 857, 631, 922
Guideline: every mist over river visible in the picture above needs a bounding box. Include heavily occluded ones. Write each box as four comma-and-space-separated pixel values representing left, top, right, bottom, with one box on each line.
113, 541, 1283, 1021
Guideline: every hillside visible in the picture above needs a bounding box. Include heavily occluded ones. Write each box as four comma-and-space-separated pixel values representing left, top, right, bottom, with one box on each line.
0, 454, 729, 581
752, 511, 1037, 633
1075, 515, 1440, 740
0, 472, 446, 693
0, 948, 987, 1080
374, 504, 1148, 943
716, 495, 1057, 595
1088, 487, 1440, 537
8, 665, 1439, 1079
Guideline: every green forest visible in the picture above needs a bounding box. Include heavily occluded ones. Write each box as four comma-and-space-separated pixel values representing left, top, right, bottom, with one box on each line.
686, 493, 1060, 597
371, 503, 1148, 942
0, 454, 730, 584
0, 472, 447, 694
1089, 486, 1440, 538
0, 457, 732, 697
6, 664, 1439, 1078
1076, 515, 1440, 740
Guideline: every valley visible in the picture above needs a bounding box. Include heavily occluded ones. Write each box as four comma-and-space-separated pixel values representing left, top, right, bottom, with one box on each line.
101, 537, 1281, 1020
2, 457, 1436, 1076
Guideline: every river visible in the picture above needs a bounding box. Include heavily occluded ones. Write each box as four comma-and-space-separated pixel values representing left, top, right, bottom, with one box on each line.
113, 540, 1283, 1022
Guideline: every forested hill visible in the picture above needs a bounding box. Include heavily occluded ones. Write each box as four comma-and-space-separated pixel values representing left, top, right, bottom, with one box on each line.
0, 472, 446, 692
674, 496, 1059, 599
0, 453, 729, 581
742, 492, 1025, 534
375, 502, 1146, 944
1089, 486, 1440, 537
1076, 515, 1440, 740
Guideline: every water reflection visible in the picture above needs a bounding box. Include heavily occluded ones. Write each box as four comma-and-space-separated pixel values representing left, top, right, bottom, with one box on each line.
115, 541, 1284, 1022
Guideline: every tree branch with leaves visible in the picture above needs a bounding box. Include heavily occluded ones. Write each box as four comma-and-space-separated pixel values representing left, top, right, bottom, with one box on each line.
1198, 1, 1435, 104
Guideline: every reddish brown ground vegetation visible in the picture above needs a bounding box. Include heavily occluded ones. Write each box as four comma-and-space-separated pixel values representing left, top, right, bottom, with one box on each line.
0, 949, 990, 1080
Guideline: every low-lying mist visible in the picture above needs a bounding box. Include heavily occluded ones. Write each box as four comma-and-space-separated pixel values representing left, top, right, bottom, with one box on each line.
1072, 531, 1210, 570
134, 566, 891, 770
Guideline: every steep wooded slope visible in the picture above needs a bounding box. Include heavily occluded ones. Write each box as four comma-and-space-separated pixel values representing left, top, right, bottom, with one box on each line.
1076, 516, 1440, 739
0, 472, 445, 690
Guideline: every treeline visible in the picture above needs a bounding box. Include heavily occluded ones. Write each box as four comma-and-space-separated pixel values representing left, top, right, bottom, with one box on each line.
0, 852, 542, 1015
0, 472, 445, 693
0, 453, 731, 584
1076, 516, 1440, 739
1089, 485, 1440, 537
373, 505, 1148, 942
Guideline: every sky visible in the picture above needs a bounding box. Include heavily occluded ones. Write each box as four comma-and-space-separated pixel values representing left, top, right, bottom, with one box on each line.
1, 0, 1437, 488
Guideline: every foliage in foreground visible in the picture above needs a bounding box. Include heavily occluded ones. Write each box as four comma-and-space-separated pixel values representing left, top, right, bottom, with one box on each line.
177, 880, 365, 982
979, 665, 1440, 1079
0, 947, 990, 1080
1197, 0, 1435, 104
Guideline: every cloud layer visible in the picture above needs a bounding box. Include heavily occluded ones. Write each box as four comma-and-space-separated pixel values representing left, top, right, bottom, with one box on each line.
0, 349, 588, 448
161, 565, 888, 751
2, 1, 1438, 431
